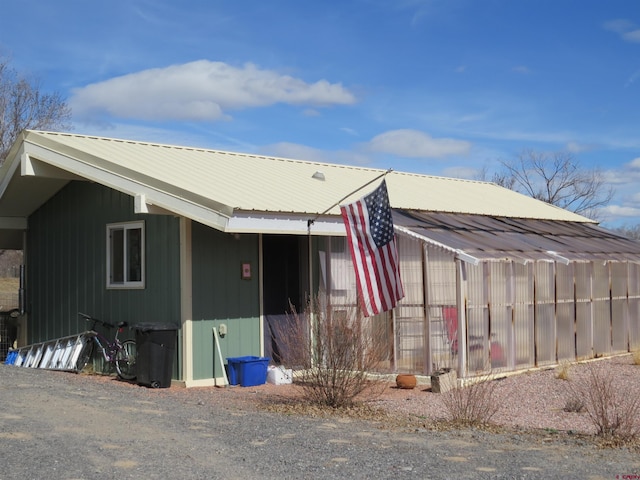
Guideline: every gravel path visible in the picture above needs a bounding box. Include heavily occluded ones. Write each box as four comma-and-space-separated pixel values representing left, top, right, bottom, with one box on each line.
1, 357, 639, 479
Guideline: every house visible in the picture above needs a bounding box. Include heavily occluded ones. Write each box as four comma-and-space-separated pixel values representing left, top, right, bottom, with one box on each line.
1, 130, 639, 386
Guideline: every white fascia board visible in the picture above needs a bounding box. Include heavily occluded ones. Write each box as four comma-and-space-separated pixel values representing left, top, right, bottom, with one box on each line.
226, 213, 346, 236
0, 144, 24, 200
21, 153, 83, 180
395, 225, 480, 265
23, 142, 230, 232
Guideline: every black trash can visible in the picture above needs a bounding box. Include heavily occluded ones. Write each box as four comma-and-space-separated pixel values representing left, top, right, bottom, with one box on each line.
133, 323, 179, 388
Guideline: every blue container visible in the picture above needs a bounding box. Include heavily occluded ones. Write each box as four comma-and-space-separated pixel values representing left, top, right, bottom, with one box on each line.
226, 356, 269, 387
4, 350, 17, 365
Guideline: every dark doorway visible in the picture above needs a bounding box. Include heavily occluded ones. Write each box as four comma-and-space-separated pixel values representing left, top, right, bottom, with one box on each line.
262, 235, 305, 364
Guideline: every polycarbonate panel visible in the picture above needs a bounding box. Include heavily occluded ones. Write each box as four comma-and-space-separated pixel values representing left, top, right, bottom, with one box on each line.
556, 304, 575, 361
535, 262, 556, 365
576, 303, 593, 358
318, 236, 358, 309
611, 262, 628, 353
394, 234, 426, 373
425, 246, 457, 372
592, 262, 611, 355
487, 261, 510, 370
574, 262, 593, 359
466, 263, 489, 373
611, 299, 627, 352
556, 263, 575, 361
629, 297, 640, 350
629, 264, 640, 350
513, 262, 534, 368
318, 237, 396, 373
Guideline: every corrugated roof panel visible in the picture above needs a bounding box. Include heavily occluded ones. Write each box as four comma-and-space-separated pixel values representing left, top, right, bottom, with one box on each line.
23, 131, 592, 222
394, 210, 640, 263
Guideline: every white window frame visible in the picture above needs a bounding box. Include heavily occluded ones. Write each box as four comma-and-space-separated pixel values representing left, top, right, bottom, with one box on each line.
106, 221, 145, 289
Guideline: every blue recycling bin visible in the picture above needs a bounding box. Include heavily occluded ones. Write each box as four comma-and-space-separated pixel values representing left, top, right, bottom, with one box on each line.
226, 356, 269, 387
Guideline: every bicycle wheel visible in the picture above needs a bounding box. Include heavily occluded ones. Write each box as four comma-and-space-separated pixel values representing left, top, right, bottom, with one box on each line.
75, 339, 94, 373
115, 340, 137, 380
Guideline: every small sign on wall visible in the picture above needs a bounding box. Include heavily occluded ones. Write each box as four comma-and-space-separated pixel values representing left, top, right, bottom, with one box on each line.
241, 262, 252, 280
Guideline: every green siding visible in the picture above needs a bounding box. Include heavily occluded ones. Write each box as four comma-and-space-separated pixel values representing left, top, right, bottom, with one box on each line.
191, 222, 260, 380
27, 181, 182, 372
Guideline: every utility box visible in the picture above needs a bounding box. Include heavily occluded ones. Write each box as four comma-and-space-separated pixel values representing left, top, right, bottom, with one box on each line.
226, 356, 269, 387
134, 323, 179, 388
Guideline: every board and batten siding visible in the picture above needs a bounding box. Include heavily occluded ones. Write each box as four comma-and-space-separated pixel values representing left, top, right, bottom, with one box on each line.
190, 222, 261, 381
27, 181, 182, 370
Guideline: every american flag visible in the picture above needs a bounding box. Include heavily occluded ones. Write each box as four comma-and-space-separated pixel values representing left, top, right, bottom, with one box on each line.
340, 180, 404, 317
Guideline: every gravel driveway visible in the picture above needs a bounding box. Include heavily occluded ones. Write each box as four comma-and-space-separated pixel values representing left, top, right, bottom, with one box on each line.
0, 364, 638, 479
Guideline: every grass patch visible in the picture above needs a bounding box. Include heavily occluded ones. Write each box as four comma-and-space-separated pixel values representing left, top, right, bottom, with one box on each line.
555, 361, 572, 381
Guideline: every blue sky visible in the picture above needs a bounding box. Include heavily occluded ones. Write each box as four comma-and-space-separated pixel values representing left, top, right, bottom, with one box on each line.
1, 0, 639, 227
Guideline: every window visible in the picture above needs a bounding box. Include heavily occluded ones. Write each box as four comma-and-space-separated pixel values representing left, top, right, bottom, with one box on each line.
107, 221, 145, 288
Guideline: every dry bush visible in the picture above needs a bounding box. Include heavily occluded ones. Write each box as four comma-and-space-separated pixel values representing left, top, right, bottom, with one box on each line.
563, 396, 585, 413
632, 350, 640, 366
274, 299, 389, 408
567, 363, 640, 442
440, 376, 501, 426
555, 361, 572, 381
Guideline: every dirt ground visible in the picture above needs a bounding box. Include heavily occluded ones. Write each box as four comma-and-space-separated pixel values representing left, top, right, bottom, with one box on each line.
181, 353, 640, 439
2, 358, 640, 479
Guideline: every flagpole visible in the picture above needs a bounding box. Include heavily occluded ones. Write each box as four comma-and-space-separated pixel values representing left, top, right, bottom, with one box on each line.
305, 168, 393, 360
306, 168, 393, 229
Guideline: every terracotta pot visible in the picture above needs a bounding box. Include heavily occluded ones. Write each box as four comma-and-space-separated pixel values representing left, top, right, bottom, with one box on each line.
395, 374, 417, 389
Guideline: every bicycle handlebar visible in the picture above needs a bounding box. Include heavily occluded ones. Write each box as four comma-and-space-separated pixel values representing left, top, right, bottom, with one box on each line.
78, 312, 128, 330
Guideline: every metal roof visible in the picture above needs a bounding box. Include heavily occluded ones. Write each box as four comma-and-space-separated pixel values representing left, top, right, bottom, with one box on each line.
394, 210, 640, 263
0, 130, 592, 239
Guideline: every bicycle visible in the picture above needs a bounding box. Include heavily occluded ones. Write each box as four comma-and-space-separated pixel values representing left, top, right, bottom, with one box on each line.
76, 312, 137, 380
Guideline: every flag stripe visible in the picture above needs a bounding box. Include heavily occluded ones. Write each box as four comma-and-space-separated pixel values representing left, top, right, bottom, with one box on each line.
340, 180, 404, 317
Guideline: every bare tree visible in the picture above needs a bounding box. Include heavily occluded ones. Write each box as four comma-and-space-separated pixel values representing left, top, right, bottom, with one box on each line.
609, 224, 640, 242
0, 57, 71, 161
490, 150, 613, 220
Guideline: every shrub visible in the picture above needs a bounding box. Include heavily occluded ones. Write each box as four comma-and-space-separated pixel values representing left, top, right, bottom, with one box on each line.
632, 350, 640, 366
275, 299, 389, 408
567, 363, 640, 442
440, 376, 501, 426
555, 361, 572, 381
563, 396, 585, 413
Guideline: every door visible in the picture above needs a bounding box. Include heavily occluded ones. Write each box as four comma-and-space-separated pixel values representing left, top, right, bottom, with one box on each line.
262, 235, 306, 363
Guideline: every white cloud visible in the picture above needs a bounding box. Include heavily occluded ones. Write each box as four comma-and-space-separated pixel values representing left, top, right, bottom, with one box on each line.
565, 141, 594, 153
603, 19, 633, 34
258, 142, 330, 162
600, 204, 640, 218
341, 127, 359, 136
624, 30, 640, 42
512, 66, 531, 75
367, 129, 471, 159
258, 142, 371, 166
70, 60, 356, 122
442, 166, 478, 179
604, 19, 640, 43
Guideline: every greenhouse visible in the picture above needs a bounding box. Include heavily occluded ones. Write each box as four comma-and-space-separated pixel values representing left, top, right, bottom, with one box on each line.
317, 210, 640, 378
